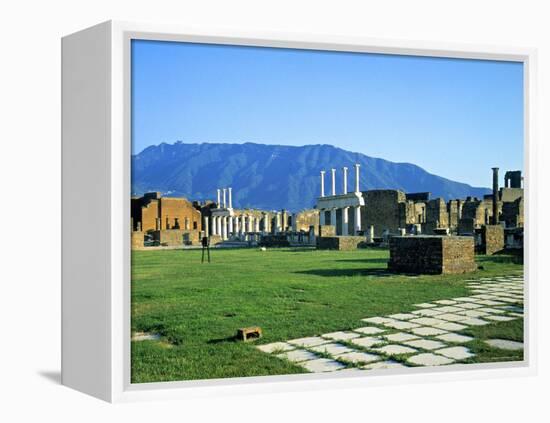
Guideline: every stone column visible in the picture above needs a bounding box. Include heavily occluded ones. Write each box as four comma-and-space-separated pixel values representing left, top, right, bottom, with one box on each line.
255, 217, 260, 232
367, 225, 374, 243
492, 167, 499, 225
217, 189, 221, 207
342, 166, 348, 194
354, 206, 361, 235
222, 188, 227, 209
320, 170, 326, 197
331, 168, 336, 196
234, 216, 239, 234
221, 216, 227, 239
341, 206, 349, 236
330, 208, 337, 227
228, 187, 233, 208
265, 213, 271, 233
204, 217, 209, 236
217, 216, 222, 236
354, 163, 360, 193
228, 215, 234, 235
241, 215, 246, 234
276, 213, 282, 233
248, 216, 254, 233
319, 209, 326, 226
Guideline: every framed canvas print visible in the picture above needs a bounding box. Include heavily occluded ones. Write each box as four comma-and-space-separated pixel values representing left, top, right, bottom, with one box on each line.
62, 21, 537, 402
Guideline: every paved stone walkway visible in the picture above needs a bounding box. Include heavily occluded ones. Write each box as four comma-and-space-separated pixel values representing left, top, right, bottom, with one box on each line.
257, 273, 524, 373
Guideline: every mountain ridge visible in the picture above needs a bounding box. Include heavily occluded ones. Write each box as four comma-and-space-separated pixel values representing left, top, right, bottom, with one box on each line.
131, 141, 491, 211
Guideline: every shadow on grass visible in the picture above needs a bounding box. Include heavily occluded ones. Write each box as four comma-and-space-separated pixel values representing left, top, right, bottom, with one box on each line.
207, 335, 239, 344
295, 268, 392, 278
333, 258, 389, 264
476, 254, 524, 265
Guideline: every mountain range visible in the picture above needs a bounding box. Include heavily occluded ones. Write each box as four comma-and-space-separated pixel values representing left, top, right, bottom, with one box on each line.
131, 142, 490, 211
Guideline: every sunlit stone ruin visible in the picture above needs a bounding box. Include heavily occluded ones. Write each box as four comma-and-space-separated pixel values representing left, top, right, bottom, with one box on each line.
131, 164, 523, 274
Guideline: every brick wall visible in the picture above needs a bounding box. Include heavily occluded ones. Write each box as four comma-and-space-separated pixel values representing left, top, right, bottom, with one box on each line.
363, 190, 406, 237
388, 235, 476, 275
131, 231, 144, 250
318, 225, 336, 237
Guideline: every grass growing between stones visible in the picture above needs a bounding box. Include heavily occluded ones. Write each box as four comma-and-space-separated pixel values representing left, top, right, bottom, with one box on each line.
131, 247, 523, 383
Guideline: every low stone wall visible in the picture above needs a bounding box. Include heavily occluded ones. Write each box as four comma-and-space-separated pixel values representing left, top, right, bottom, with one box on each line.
317, 236, 366, 251
480, 225, 505, 255
131, 231, 144, 250
318, 225, 336, 237
388, 235, 476, 275
259, 234, 291, 247
151, 229, 184, 247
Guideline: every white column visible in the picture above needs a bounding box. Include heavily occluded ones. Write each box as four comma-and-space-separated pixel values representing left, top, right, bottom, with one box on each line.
368, 225, 374, 243
354, 163, 360, 193
342, 206, 349, 236
222, 188, 227, 208
249, 216, 254, 233
217, 189, 221, 207
354, 206, 361, 235
320, 170, 325, 197
234, 216, 239, 234
222, 216, 227, 240
319, 209, 326, 225
330, 208, 337, 227
228, 215, 234, 235
342, 167, 348, 194
228, 187, 233, 208
211, 216, 216, 235
241, 215, 246, 234
331, 168, 336, 196
204, 217, 209, 236
255, 218, 260, 232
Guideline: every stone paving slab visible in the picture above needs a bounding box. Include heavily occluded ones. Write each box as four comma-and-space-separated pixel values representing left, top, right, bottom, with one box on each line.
407, 353, 454, 366
485, 339, 524, 350
361, 316, 395, 324
388, 313, 417, 320
277, 349, 319, 363
383, 320, 421, 330
353, 326, 386, 335
310, 343, 354, 356
414, 303, 438, 308
435, 333, 474, 344
459, 317, 490, 326
374, 344, 418, 355
404, 339, 447, 351
383, 332, 420, 342
484, 315, 517, 322
432, 321, 467, 331
457, 302, 485, 309
410, 326, 448, 336
436, 313, 470, 322
477, 307, 506, 314
288, 336, 330, 348
435, 346, 474, 360
301, 358, 347, 372
410, 317, 449, 326
322, 331, 361, 341
411, 308, 444, 317
337, 351, 382, 364
457, 310, 490, 318
351, 336, 386, 348
431, 306, 464, 313
433, 300, 458, 305
256, 342, 295, 353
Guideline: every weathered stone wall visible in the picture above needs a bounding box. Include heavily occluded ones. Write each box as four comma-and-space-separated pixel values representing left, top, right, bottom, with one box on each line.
318, 225, 336, 237
131, 231, 144, 250
502, 197, 524, 228
317, 236, 366, 251
481, 225, 505, 255
260, 234, 291, 247
500, 187, 523, 203
294, 209, 320, 233
448, 200, 462, 231
424, 198, 449, 234
388, 236, 476, 275
151, 229, 184, 247
132, 193, 202, 233
363, 190, 406, 237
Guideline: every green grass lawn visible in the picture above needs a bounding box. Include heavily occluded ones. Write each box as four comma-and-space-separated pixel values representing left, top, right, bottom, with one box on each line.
131, 247, 523, 383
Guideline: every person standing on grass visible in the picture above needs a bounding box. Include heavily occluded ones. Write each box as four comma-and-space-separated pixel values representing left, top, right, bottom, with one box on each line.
201, 235, 211, 263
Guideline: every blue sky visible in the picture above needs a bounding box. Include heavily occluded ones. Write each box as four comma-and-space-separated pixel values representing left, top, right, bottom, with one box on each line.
131, 40, 523, 187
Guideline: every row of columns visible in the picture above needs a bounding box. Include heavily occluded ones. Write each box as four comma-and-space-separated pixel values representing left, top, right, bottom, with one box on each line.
319, 205, 362, 235
216, 187, 233, 209
210, 214, 272, 239
320, 163, 361, 197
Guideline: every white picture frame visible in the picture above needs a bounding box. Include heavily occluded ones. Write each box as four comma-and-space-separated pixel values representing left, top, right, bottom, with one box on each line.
61, 20, 538, 403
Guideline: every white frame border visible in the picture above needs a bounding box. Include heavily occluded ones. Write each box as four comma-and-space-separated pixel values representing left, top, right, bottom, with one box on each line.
106, 20, 537, 403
